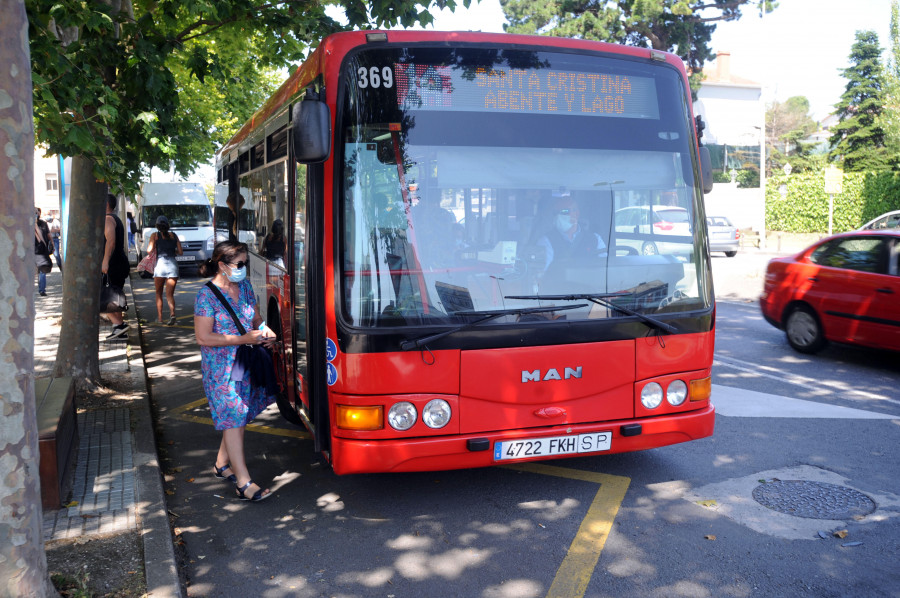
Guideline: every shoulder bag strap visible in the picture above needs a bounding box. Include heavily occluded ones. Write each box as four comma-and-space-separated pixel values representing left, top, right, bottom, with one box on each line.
205, 281, 247, 336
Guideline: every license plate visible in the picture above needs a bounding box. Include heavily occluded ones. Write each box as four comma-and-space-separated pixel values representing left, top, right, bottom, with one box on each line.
175, 255, 195, 261
494, 432, 612, 461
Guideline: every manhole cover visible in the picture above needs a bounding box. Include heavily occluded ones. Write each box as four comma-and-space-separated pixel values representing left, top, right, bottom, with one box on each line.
752, 480, 876, 520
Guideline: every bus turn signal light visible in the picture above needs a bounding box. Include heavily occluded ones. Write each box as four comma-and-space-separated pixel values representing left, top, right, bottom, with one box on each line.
336, 405, 383, 430
690, 377, 712, 402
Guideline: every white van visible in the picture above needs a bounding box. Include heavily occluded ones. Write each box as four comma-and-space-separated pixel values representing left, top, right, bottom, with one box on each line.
137, 182, 214, 270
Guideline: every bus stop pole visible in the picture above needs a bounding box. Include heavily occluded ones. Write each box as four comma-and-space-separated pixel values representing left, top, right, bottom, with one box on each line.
828, 194, 833, 236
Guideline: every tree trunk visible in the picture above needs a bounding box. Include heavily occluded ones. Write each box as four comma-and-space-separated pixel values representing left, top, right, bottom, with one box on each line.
52, 156, 105, 384
0, 2, 60, 595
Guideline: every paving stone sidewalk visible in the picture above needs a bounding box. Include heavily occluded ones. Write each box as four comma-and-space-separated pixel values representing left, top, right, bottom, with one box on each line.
34, 270, 182, 598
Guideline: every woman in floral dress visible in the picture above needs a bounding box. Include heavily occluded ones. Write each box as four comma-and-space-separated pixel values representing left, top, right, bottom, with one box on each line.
194, 240, 276, 502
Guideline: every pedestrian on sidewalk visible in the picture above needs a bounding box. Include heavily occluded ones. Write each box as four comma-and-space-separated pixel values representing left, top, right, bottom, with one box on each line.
48, 210, 63, 274
194, 240, 276, 502
126, 211, 137, 250
102, 194, 131, 339
147, 215, 183, 325
34, 207, 53, 296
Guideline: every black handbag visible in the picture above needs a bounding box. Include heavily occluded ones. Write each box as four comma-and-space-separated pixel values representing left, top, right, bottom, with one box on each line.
34, 230, 52, 274
99, 274, 128, 313
35, 251, 52, 274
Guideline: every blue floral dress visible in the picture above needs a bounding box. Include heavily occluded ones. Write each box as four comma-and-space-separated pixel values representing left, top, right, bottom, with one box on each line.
195, 280, 272, 430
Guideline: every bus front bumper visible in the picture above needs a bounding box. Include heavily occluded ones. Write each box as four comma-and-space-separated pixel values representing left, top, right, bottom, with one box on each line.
328, 404, 715, 475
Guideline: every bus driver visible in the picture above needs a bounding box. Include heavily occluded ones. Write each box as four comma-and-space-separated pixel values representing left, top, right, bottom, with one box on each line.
536, 197, 607, 291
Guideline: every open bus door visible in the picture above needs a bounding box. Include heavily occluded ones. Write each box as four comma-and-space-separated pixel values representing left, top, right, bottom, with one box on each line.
291, 95, 331, 454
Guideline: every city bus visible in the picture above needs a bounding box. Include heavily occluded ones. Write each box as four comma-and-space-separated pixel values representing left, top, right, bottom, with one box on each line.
214, 30, 717, 475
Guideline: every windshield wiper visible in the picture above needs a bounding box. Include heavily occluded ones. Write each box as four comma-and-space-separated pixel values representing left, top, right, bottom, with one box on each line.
505, 293, 677, 335
399, 304, 587, 351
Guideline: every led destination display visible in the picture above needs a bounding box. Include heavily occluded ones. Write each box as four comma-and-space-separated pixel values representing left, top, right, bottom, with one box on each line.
393, 63, 660, 119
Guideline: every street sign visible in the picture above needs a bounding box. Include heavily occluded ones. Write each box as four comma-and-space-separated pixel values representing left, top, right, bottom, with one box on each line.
824, 166, 843, 195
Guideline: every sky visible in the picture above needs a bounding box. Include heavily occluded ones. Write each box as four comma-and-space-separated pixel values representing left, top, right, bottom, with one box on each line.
421, 0, 895, 120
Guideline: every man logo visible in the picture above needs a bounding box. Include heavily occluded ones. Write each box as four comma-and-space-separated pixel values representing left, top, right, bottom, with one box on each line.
521, 367, 582, 383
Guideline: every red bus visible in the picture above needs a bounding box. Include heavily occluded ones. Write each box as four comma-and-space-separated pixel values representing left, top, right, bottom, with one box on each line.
214, 30, 716, 475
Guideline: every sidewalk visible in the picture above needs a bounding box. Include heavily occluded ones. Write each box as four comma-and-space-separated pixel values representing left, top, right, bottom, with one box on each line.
34, 271, 181, 598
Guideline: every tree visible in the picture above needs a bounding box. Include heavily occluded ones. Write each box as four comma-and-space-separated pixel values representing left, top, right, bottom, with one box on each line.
829, 30, 890, 171
500, 0, 776, 93
879, 0, 900, 168
0, 2, 58, 595
27, 0, 464, 385
765, 96, 819, 175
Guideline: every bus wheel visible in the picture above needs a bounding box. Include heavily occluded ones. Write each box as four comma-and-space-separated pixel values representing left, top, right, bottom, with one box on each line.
785, 304, 827, 354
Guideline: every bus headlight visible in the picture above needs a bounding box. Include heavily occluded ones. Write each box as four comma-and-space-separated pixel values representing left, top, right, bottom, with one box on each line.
388, 402, 417, 431
666, 380, 688, 406
640, 382, 663, 409
422, 399, 451, 429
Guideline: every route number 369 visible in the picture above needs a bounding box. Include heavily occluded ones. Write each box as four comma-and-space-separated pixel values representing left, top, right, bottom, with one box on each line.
357, 66, 393, 89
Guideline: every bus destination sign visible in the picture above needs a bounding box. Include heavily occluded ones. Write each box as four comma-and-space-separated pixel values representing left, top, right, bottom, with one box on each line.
392, 64, 659, 119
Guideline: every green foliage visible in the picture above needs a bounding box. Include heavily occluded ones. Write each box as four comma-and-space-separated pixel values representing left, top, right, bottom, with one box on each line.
879, 0, 900, 169
500, 0, 776, 97
766, 170, 900, 232
765, 96, 819, 175
736, 168, 759, 188
713, 171, 731, 183
27, 0, 459, 196
829, 30, 892, 171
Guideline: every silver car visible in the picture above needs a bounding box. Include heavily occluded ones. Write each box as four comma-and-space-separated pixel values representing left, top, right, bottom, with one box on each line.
859, 210, 900, 230
706, 216, 739, 257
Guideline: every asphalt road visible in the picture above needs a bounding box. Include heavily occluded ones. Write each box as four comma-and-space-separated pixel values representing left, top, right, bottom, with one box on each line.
134, 254, 900, 598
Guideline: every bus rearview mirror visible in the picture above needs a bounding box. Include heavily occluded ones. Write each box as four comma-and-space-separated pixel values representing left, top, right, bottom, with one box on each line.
292, 99, 331, 163
698, 146, 714, 194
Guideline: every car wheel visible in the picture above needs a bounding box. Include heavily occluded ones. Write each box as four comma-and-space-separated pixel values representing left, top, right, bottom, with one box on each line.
725, 251, 737, 257
785, 305, 827, 354
641, 242, 658, 256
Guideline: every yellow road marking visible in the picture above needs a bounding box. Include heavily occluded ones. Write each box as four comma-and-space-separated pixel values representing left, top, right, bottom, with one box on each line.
505, 463, 630, 598
168, 397, 309, 439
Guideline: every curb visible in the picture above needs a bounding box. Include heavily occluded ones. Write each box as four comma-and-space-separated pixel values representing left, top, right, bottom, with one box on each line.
126, 280, 184, 598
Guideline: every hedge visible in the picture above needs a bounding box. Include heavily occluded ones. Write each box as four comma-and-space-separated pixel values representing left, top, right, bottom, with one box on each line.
765, 170, 900, 233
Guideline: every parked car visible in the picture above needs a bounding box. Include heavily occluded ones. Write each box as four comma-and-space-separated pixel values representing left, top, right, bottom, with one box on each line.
759, 230, 900, 353
706, 216, 739, 257
859, 209, 900, 231
614, 205, 693, 256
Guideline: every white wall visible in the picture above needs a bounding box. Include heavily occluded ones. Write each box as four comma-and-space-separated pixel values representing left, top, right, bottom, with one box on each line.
703, 182, 765, 234
694, 84, 764, 147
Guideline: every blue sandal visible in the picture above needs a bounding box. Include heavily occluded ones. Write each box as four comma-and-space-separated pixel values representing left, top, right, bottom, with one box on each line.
213, 463, 237, 483
236, 480, 272, 502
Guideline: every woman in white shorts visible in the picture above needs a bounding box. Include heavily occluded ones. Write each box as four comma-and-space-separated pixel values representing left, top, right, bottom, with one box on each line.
148, 215, 183, 325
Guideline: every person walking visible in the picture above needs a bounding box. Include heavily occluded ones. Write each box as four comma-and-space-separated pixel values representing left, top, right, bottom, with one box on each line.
147, 215, 183, 325
48, 211, 63, 274
126, 211, 138, 251
34, 208, 52, 297
102, 194, 131, 339
194, 241, 276, 502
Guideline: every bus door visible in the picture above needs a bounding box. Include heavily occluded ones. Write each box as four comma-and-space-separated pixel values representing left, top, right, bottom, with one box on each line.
292, 153, 330, 452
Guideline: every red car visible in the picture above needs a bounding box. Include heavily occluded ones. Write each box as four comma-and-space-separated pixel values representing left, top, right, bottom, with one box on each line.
760, 230, 900, 353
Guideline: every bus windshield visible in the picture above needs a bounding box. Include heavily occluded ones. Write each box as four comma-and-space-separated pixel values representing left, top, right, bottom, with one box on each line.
340, 46, 711, 328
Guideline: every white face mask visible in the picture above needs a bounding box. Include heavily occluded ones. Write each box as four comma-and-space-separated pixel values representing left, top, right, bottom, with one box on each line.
226, 265, 247, 283
556, 213, 575, 235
